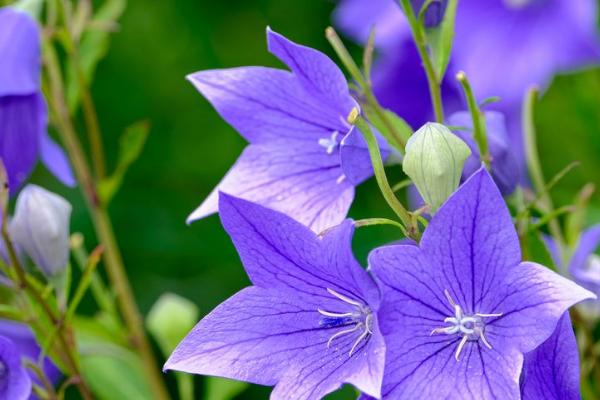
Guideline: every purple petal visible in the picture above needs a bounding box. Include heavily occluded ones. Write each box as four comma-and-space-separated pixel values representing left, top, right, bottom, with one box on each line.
187, 142, 354, 233
368, 168, 593, 398
0, 335, 32, 400
40, 133, 76, 187
448, 111, 520, 195
419, 167, 522, 311
410, 0, 448, 27
266, 27, 357, 115
0, 94, 43, 192
369, 244, 522, 399
454, 0, 600, 105
0, 8, 40, 96
569, 224, 600, 315
0, 320, 60, 387
166, 286, 384, 399
218, 194, 378, 304
521, 313, 581, 400
339, 126, 392, 185
187, 67, 348, 144
333, 0, 410, 49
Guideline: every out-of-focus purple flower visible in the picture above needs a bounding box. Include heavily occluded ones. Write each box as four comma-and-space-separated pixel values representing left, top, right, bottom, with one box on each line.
0, 7, 75, 193
520, 313, 581, 400
9, 184, 72, 277
0, 333, 31, 400
166, 194, 385, 399
0, 320, 61, 390
185, 28, 389, 233
546, 225, 600, 318
334, 0, 600, 172
368, 167, 593, 398
448, 111, 520, 195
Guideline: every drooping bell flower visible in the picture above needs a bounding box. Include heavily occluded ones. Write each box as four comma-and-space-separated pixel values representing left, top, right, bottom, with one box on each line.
0, 334, 31, 400
9, 184, 72, 277
0, 7, 75, 193
185, 28, 390, 233
448, 110, 520, 195
166, 193, 385, 399
368, 167, 593, 398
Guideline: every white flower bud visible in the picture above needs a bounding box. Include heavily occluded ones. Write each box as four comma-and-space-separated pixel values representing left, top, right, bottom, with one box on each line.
9, 184, 72, 276
402, 122, 471, 213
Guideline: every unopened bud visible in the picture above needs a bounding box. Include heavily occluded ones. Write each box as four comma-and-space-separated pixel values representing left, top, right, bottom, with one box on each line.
9, 185, 72, 276
402, 122, 471, 213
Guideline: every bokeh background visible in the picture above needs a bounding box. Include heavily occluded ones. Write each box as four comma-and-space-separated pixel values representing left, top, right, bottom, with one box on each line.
31, 0, 600, 398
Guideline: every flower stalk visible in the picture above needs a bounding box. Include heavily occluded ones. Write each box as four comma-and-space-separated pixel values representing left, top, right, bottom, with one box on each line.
397, 0, 445, 123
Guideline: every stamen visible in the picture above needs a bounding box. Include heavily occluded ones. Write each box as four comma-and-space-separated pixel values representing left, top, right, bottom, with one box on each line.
431, 289, 502, 362
318, 288, 373, 358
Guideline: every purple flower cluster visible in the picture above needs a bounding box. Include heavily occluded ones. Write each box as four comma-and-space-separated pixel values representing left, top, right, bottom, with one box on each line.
167, 29, 596, 399
335, 0, 600, 183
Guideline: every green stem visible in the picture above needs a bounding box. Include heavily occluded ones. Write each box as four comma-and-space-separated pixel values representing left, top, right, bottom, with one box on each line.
523, 87, 566, 258
354, 218, 408, 235
398, 0, 444, 122
352, 115, 419, 240
456, 71, 490, 169
326, 27, 407, 150
43, 43, 170, 400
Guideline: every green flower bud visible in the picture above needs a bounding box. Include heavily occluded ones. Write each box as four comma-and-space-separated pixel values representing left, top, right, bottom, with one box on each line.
402, 122, 471, 213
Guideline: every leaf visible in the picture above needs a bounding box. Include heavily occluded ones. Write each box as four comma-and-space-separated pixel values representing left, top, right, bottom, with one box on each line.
97, 120, 149, 204
205, 377, 248, 400
66, 0, 127, 111
80, 343, 154, 400
364, 105, 413, 149
426, 0, 457, 81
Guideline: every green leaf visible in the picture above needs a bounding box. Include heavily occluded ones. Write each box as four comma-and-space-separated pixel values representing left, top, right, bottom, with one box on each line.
98, 120, 149, 204
426, 0, 457, 81
363, 106, 413, 151
66, 0, 127, 111
80, 343, 154, 400
205, 377, 248, 400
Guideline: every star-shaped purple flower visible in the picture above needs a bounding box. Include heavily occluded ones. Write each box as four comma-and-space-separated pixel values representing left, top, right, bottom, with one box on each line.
166, 193, 385, 399
448, 111, 520, 195
0, 7, 75, 192
0, 334, 32, 400
520, 313, 582, 400
185, 28, 389, 233
368, 167, 594, 398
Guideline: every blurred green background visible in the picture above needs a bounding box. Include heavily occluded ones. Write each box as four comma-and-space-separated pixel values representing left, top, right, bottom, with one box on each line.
32, 0, 600, 398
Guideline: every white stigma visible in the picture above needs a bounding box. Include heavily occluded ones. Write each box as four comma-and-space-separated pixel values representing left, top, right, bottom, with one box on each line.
318, 288, 373, 357
318, 131, 340, 155
431, 290, 502, 361
503, 0, 535, 9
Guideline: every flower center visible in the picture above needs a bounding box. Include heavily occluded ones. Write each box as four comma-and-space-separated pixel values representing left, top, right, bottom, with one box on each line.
318, 131, 341, 155
318, 288, 373, 357
431, 290, 502, 361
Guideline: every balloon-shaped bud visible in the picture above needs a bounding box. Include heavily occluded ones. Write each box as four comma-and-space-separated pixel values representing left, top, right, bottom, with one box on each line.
402, 122, 471, 213
9, 185, 72, 276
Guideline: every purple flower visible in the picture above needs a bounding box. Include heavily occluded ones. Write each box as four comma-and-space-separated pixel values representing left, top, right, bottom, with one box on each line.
0, 7, 75, 193
520, 313, 581, 400
368, 167, 593, 398
0, 333, 32, 400
448, 111, 520, 195
0, 320, 61, 390
546, 225, 600, 318
186, 28, 389, 233
166, 193, 385, 399
334, 0, 600, 170
410, 0, 448, 27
